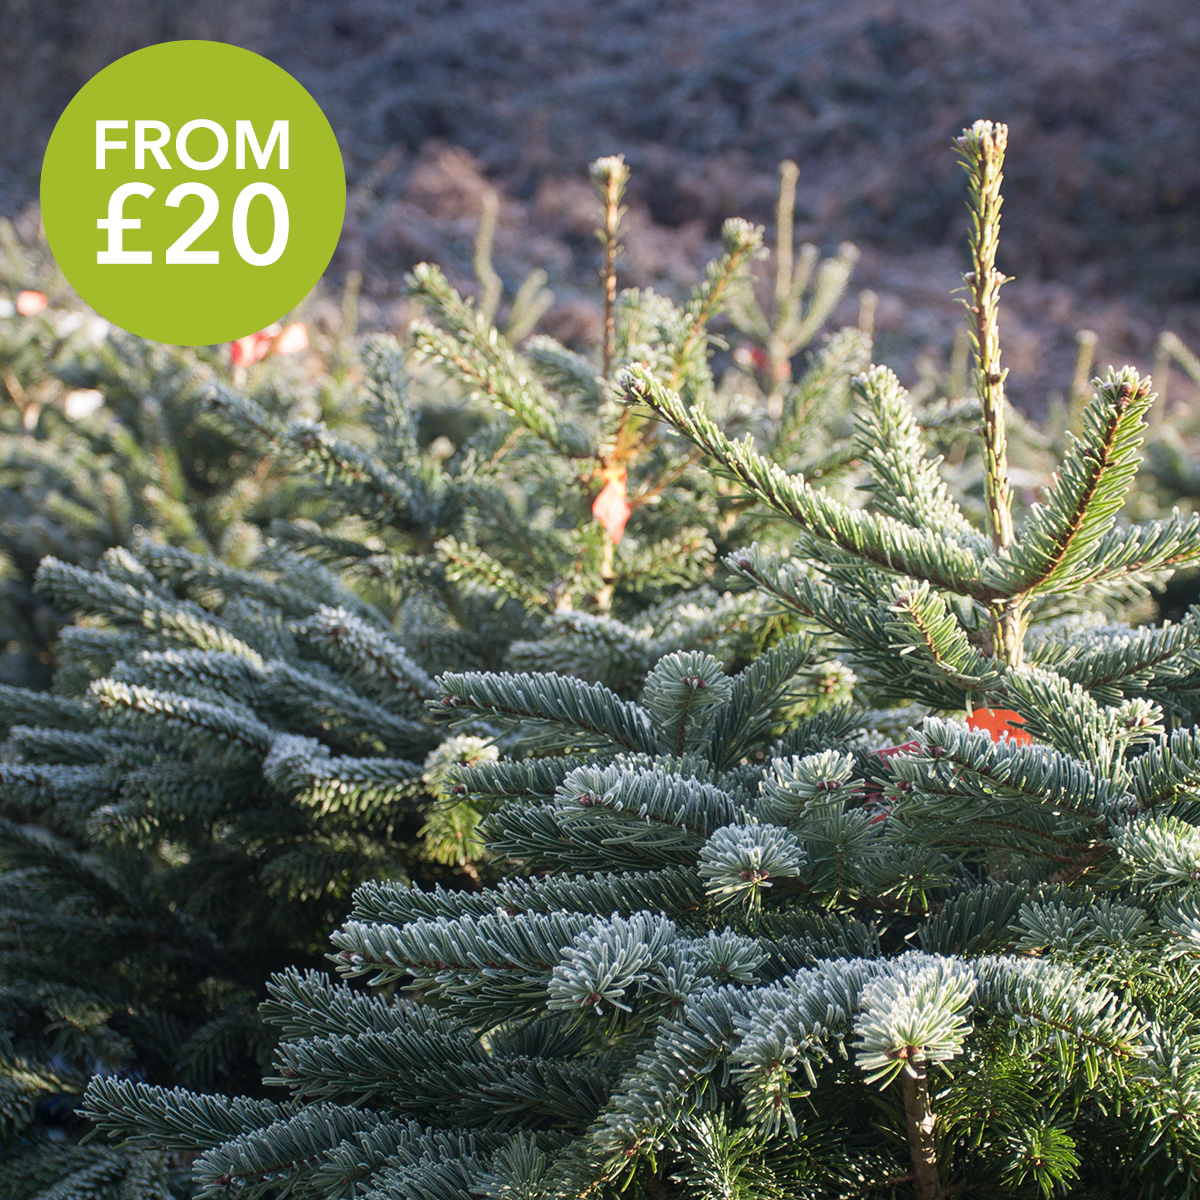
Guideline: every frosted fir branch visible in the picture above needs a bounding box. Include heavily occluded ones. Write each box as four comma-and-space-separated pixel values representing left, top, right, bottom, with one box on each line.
672, 219, 766, 390
315, 1119, 513, 1199
263, 662, 429, 753
555, 762, 744, 837
1112, 817, 1200, 891
1125, 727, 1200, 814
431, 670, 655, 755
136, 541, 348, 621
706, 631, 816, 770
90, 679, 274, 757
726, 544, 888, 645
83, 1078, 294, 1154
852, 365, 982, 544
210, 385, 431, 533
446, 754, 592, 808
294, 605, 436, 708
725, 546, 977, 709
885, 582, 1003, 693
756, 749, 861, 827
190, 1104, 387, 1195
0, 683, 96, 733
407, 264, 595, 460
1003, 667, 1162, 771
261, 967, 426, 1044
622, 366, 992, 600
1030, 611, 1200, 707
890, 720, 1140, 881
360, 334, 421, 465
1055, 509, 1200, 589
348, 867, 706, 928
507, 610, 654, 687
483, 799, 707, 876
902, 717, 1125, 823
992, 370, 1156, 598
109, 648, 267, 705
853, 956, 976, 1087
697, 823, 806, 910
36, 558, 266, 664
641, 651, 733, 756
262, 735, 423, 816
547, 911, 679, 1019
955, 120, 1014, 555
4, 723, 126, 766
436, 535, 550, 612
525, 336, 603, 408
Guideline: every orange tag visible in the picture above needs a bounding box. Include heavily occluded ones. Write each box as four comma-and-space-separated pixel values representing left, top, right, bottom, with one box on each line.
592, 466, 631, 543
966, 707, 1031, 745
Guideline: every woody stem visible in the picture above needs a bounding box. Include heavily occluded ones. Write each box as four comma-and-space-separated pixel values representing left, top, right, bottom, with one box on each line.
902, 1063, 944, 1200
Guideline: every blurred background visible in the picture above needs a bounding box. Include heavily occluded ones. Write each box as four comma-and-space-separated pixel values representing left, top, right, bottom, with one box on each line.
1, 0, 1198, 410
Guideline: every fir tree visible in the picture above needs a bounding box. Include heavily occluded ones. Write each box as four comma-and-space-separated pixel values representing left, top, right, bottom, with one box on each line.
400, 154, 867, 617
0, 226, 350, 688
87, 122, 1200, 1200
2, 162, 861, 1198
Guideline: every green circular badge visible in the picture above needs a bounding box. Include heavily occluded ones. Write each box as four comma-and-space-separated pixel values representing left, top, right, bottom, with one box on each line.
40, 41, 345, 345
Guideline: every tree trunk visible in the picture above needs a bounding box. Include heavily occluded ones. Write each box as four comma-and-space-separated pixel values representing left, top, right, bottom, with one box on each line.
902, 1062, 944, 1200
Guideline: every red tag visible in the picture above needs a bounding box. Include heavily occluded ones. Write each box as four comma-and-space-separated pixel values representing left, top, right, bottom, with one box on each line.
16, 290, 48, 316
873, 738, 921, 763
733, 342, 790, 383
966, 707, 1031, 745
230, 321, 307, 366
231, 326, 277, 366
592, 467, 631, 543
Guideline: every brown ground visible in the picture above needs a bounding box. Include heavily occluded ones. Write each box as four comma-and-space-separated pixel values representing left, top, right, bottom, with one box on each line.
3, 0, 1198, 411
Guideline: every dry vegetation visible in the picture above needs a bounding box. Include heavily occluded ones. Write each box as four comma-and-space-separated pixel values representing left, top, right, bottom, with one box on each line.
2, 0, 1197, 410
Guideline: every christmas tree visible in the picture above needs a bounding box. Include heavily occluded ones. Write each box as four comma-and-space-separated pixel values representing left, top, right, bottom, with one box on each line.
2, 162, 862, 1198
0, 223, 343, 688
88, 121, 1200, 1199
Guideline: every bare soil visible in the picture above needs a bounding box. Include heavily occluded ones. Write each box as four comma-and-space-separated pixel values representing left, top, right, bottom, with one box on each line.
3, 0, 1198, 410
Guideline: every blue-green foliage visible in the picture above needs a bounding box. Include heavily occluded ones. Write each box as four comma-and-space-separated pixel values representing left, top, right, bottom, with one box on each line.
82, 124, 1200, 1200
